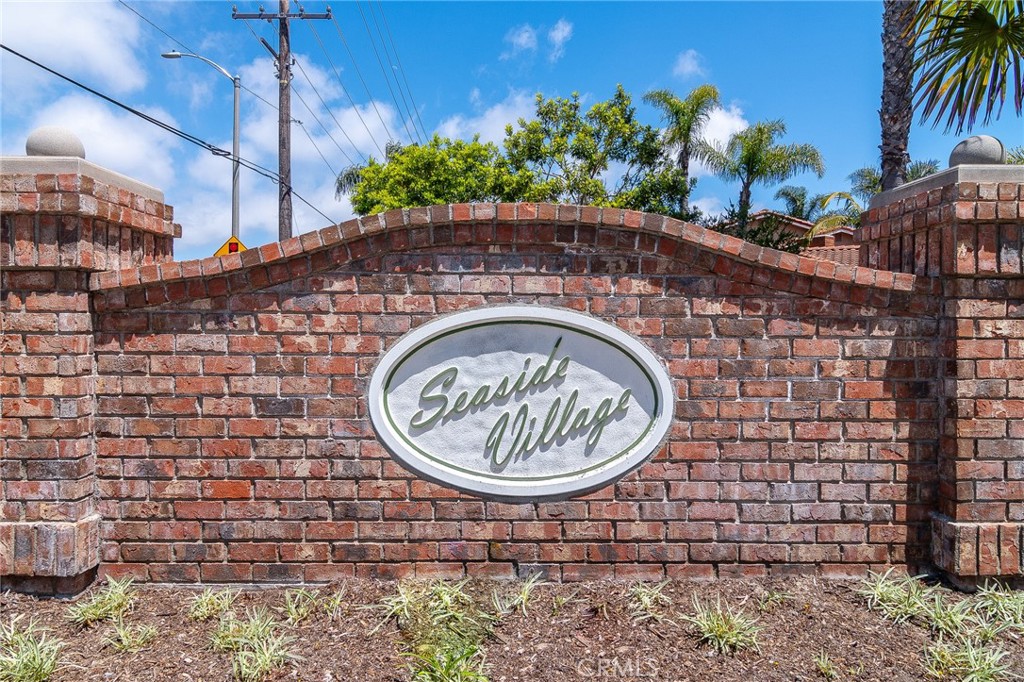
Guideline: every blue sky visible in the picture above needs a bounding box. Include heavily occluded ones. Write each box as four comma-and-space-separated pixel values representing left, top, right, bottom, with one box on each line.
2, 0, 1021, 262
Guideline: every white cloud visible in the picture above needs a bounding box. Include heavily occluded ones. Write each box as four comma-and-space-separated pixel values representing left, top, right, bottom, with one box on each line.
17, 94, 180, 190
692, 103, 749, 177
437, 90, 535, 145
500, 24, 538, 60
547, 19, 573, 62
672, 49, 706, 78
0, 0, 146, 110
691, 196, 724, 217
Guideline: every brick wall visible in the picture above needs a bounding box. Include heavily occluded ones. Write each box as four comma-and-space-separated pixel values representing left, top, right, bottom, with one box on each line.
2, 159, 1022, 591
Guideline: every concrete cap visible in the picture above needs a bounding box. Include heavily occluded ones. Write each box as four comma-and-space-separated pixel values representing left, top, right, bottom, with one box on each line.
949, 135, 1005, 167
26, 126, 86, 159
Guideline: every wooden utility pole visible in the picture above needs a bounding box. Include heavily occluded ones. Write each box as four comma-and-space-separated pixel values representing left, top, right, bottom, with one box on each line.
232, 3, 331, 240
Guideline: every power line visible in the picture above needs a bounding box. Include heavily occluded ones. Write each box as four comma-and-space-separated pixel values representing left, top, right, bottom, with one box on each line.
119, 0, 278, 114
374, 0, 428, 142
353, 0, 419, 144
307, 20, 385, 157
330, 14, 396, 145
296, 120, 338, 176
291, 55, 368, 165
0, 43, 337, 227
370, 0, 425, 141
290, 63, 359, 166
117, 0, 195, 54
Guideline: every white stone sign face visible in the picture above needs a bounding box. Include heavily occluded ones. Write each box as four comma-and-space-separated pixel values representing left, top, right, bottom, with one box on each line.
368, 306, 674, 502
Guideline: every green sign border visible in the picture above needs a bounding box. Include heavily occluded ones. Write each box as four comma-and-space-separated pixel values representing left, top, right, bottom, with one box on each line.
382, 320, 660, 483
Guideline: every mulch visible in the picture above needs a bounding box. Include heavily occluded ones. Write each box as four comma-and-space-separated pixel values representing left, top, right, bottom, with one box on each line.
2, 577, 1022, 681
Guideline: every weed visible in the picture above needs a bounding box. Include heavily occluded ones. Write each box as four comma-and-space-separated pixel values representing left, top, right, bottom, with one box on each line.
973, 582, 1024, 632
211, 608, 276, 653
105, 619, 156, 653
230, 631, 300, 682
923, 638, 1014, 682
282, 588, 318, 625
405, 644, 488, 682
814, 650, 839, 680
682, 596, 760, 656
757, 589, 792, 613
373, 582, 423, 633
551, 589, 580, 615
856, 569, 931, 624
968, 616, 1012, 645
626, 581, 673, 624
66, 577, 136, 627
188, 588, 237, 622
322, 586, 348, 621
0, 616, 63, 682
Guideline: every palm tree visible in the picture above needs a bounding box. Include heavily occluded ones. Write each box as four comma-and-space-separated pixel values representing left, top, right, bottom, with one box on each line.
699, 120, 825, 219
880, 0, 915, 191
879, 1, 1024, 190
849, 159, 939, 202
812, 192, 864, 235
335, 140, 404, 200
773, 185, 829, 222
643, 85, 721, 214
912, 0, 1024, 134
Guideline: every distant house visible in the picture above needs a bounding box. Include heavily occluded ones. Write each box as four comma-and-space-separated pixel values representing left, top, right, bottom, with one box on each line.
743, 209, 860, 266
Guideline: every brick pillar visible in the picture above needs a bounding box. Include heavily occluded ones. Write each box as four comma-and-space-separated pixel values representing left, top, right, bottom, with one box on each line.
861, 164, 1024, 582
0, 154, 178, 593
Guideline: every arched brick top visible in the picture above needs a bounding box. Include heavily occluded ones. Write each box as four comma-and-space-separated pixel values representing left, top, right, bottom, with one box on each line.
89, 203, 925, 313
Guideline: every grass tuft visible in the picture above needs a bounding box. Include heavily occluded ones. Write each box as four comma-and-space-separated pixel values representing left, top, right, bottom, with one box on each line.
188, 588, 237, 622
813, 650, 839, 680
757, 589, 792, 613
492, 574, 545, 618
281, 588, 318, 625
322, 586, 348, 621
682, 595, 760, 656
626, 581, 673, 624
0, 616, 63, 682
105, 619, 156, 653
405, 644, 489, 682
923, 637, 1014, 682
856, 569, 932, 624
211, 608, 276, 653
66, 577, 136, 627
973, 582, 1024, 632
230, 631, 300, 682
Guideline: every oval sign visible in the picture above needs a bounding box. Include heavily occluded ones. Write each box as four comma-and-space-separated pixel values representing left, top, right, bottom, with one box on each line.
368, 306, 674, 502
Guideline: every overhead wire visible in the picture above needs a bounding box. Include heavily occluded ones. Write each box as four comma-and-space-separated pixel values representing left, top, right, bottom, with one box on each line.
248, 17, 369, 166
353, 0, 419, 144
329, 15, 396, 145
369, 0, 428, 142
291, 55, 367, 165
121, 0, 278, 114
0, 44, 338, 226
307, 21, 385, 157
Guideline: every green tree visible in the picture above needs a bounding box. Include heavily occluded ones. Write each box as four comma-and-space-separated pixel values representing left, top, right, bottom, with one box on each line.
848, 159, 939, 202
642, 85, 721, 215
879, 1, 1024, 189
773, 185, 829, 222
499, 86, 676, 212
338, 135, 507, 215
698, 120, 825, 219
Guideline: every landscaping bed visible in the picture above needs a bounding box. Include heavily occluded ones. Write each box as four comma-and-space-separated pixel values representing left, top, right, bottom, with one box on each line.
1, 574, 1022, 681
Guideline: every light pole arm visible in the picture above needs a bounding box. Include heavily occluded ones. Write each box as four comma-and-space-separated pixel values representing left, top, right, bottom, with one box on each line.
162, 50, 242, 240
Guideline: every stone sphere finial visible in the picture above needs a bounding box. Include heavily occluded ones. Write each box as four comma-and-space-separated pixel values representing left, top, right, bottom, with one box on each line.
25, 126, 86, 159
949, 135, 1005, 167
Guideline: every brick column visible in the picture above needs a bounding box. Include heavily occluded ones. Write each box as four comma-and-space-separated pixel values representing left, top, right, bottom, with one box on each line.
861, 164, 1024, 582
0, 154, 178, 592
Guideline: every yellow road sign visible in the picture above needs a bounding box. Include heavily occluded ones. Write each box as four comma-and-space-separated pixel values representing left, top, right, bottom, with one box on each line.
214, 236, 247, 257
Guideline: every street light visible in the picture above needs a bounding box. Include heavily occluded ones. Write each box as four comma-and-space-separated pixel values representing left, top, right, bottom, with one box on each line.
162, 51, 241, 240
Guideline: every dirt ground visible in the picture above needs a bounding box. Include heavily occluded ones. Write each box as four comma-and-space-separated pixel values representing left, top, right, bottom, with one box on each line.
2, 576, 1022, 681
